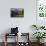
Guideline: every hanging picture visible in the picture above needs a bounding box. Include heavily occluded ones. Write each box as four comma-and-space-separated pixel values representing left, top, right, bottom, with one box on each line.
10, 8, 24, 17
37, 0, 46, 18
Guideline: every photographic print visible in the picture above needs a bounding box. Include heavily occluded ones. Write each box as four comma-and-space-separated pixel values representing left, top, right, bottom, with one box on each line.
11, 8, 24, 17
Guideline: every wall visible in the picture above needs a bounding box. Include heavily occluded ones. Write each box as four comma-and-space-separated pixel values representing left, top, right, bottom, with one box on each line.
0, 0, 36, 42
